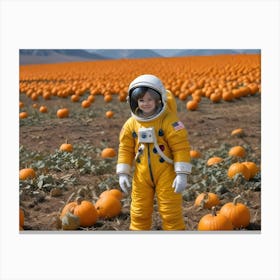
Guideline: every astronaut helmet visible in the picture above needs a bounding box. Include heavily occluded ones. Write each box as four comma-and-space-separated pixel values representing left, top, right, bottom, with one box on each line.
128, 74, 167, 121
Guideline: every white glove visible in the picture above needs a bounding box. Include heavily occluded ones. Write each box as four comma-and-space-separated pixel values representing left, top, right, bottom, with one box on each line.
119, 174, 131, 194
172, 173, 188, 193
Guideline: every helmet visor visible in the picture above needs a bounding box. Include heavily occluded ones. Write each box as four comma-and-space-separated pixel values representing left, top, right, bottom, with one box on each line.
129, 86, 163, 117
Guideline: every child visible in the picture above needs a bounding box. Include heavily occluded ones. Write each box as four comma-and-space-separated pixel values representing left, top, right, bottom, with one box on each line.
116, 74, 192, 230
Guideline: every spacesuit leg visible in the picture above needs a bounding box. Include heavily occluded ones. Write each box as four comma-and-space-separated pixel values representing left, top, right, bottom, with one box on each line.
156, 171, 186, 230
129, 170, 155, 230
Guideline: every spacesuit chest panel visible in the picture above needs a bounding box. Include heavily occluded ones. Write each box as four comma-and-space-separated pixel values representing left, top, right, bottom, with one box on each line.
132, 119, 173, 165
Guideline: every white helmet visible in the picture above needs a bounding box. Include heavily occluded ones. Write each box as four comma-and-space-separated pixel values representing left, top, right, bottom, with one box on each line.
128, 74, 167, 122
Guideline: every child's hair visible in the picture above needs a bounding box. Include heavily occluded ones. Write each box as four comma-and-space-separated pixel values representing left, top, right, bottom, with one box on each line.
130, 87, 162, 115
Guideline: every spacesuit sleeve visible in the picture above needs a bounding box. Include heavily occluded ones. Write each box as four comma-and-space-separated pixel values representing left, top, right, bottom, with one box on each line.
117, 118, 135, 172
164, 114, 192, 165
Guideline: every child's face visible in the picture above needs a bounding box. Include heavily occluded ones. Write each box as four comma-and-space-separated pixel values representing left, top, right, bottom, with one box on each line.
137, 92, 158, 116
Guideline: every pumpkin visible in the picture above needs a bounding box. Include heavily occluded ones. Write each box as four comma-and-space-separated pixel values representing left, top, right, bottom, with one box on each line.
105, 110, 114, 118
59, 142, 73, 153
178, 93, 188, 101
71, 94, 80, 102
104, 94, 112, 102
227, 162, 250, 180
101, 148, 116, 158
194, 192, 220, 209
31, 93, 38, 101
60, 197, 98, 227
19, 168, 36, 180
20, 208, 24, 227
19, 112, 28, 119
42, 91, 51, 100
56, 108, 69, 118
242, 161, 259, 179
247, 83, 259, 95
99, 189, 123, 200
198, 207, 233, 231
39, 105, 48, 113
222, 91, 234, 101
118, 94, 127, 102
95, 195, 122, 219
209, 92, 221, 103
19, 101, 24, 108
228, 146, 246, 158
207, 156, 223, 166
219, 195, 250, 228
231, 128, 244, 136
81, 100, 91, 108
190, 150, 201, 159
192, 94, 201, 103
186, 100, 198, 111
87, 95, 95, 103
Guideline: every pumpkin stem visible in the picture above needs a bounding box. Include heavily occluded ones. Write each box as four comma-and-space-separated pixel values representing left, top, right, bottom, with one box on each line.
233, 195, 241, 205
211, 206, 217, 216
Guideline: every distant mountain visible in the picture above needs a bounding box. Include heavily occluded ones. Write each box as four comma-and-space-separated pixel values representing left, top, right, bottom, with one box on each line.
87, 49, 161, 59
19, 49, 107, 65
20, 49, 261, 65
168, 49, 261, 57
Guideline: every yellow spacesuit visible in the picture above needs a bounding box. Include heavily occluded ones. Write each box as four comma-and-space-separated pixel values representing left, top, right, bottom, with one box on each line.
117, 74, 192, 230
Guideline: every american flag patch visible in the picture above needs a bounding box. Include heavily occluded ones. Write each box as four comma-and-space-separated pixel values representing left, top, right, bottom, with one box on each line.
172, 121, 185, 131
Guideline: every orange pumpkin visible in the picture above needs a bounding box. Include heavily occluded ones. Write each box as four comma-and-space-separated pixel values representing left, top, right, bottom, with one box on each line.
57, 108, 69, 118
99, 189, 123, 200
20, 208, 24, 227
222, 91, 234, 101
71, 94, 80, 102
39, 105, 48, 113
19, 168, 36, 180
81, 100, 91, 108
186, 100, 198, 111
207, 156, 223, 166
101, 148, 116, 158
59, 142, 73, 153
227, 162, 250, 180
190, 150, 201, 159
87, 95, 95, 103
105, 110, 114, 118
194, 192, 220, 209
210, 92, 221, 103
19, 112, 28, 119
219, 195, 250, 228
60, 197, 98, 227
228, 145, 246, 158
242, 161, 259, 179
198, 207, 233, 231
104, 94, 112, 103
231, 128, 244, 136
95, 195, 122, 219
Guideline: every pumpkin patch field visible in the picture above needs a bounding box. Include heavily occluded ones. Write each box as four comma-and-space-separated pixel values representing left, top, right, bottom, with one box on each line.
19, 54, 261, 231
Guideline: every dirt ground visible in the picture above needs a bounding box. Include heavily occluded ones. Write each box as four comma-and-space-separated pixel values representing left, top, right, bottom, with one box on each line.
19, 92, 261, 231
